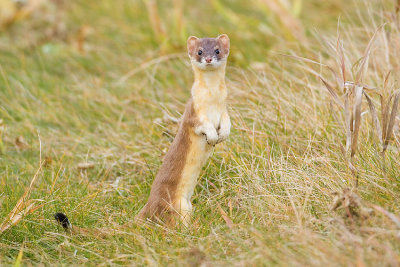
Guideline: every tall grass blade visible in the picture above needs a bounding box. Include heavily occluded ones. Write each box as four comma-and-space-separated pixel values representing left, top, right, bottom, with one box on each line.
355, 25, 384, 84
383, 91, 400, 152
364, 92, 383, 147
351, 86, 363, 158
337, 36, 346, 87
381, 95, 389, 144
344, 92, 351, 152
320, 77, 344, 109
13, 243, 24, 267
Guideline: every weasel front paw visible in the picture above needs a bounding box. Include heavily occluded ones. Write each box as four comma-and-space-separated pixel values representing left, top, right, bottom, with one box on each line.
203, 129, 218, 146
195, 124, 218, 146
217, 126, 230, 144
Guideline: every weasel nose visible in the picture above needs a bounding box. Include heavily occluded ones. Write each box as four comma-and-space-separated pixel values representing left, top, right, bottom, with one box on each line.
205, 57, 212, 63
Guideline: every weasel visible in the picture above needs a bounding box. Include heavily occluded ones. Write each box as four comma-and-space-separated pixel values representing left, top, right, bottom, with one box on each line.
135, 34, 231, 226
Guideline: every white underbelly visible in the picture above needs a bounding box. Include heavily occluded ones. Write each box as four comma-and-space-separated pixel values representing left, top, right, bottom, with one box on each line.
207, 107, 223, 128
175, 133, 212, 204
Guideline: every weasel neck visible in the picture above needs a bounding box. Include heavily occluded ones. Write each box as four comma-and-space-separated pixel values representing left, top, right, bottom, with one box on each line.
191, 63, 227, 100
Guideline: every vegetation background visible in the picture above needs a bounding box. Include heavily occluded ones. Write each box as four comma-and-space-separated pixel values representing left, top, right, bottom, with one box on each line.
1, 0, 400, 265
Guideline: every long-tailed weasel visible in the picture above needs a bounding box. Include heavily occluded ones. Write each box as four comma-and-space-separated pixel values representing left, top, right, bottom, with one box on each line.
135, 34, 231, 226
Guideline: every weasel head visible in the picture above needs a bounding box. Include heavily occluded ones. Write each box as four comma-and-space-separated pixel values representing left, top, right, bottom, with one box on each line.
187, 34, 230, 71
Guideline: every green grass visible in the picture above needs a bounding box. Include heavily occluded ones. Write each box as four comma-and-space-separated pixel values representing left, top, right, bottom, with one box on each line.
1, 0, 400, 265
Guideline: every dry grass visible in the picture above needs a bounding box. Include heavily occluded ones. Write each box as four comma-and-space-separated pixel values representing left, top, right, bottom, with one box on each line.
0, 0, 400, 266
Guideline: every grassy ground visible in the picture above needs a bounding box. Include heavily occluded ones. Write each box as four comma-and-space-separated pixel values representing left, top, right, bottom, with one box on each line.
1, 0, 400, 265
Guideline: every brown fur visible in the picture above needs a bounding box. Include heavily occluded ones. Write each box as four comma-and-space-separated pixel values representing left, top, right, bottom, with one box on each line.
135, 99, 198, 222
188, 35, 230, 62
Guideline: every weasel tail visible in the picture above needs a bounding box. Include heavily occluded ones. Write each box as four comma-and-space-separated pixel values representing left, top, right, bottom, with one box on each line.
136, 34, 231, 226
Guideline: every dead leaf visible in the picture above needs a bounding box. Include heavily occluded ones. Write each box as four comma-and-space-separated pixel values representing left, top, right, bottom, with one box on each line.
73, 24, 94, 53
15, 136, 29, 150
43, 156, 53, 167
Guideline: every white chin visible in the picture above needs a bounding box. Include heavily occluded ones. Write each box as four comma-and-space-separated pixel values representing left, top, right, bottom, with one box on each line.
192, 60, 224, 71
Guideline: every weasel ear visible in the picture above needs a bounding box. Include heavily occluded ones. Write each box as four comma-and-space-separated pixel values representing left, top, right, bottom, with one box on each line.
187, 36, 199, 56
217, 34, 230, 54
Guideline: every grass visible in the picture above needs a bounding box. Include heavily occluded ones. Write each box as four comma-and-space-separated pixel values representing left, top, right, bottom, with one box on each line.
1, 0, 400, 265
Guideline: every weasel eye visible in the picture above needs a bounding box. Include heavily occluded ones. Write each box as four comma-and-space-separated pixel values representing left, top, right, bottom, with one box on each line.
215, 49, 220, 54
198, 50, 203, 56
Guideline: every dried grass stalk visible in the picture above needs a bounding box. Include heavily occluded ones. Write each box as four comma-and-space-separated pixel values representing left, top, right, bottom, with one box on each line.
351, 86, 363, 158
0, 163, 42, 234
0, 200, 43, 233
383, 91, 400, 152
344, 92, 351, 152
364, 92, 383, 147
320, 78, 344, 109
316, 25, 397, 184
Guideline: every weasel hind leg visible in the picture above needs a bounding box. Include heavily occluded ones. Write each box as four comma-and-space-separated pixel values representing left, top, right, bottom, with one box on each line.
134, 206, 146, 224
134, 202, 171, 225
135, 199, 192, 227
175, 198, 192, 227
